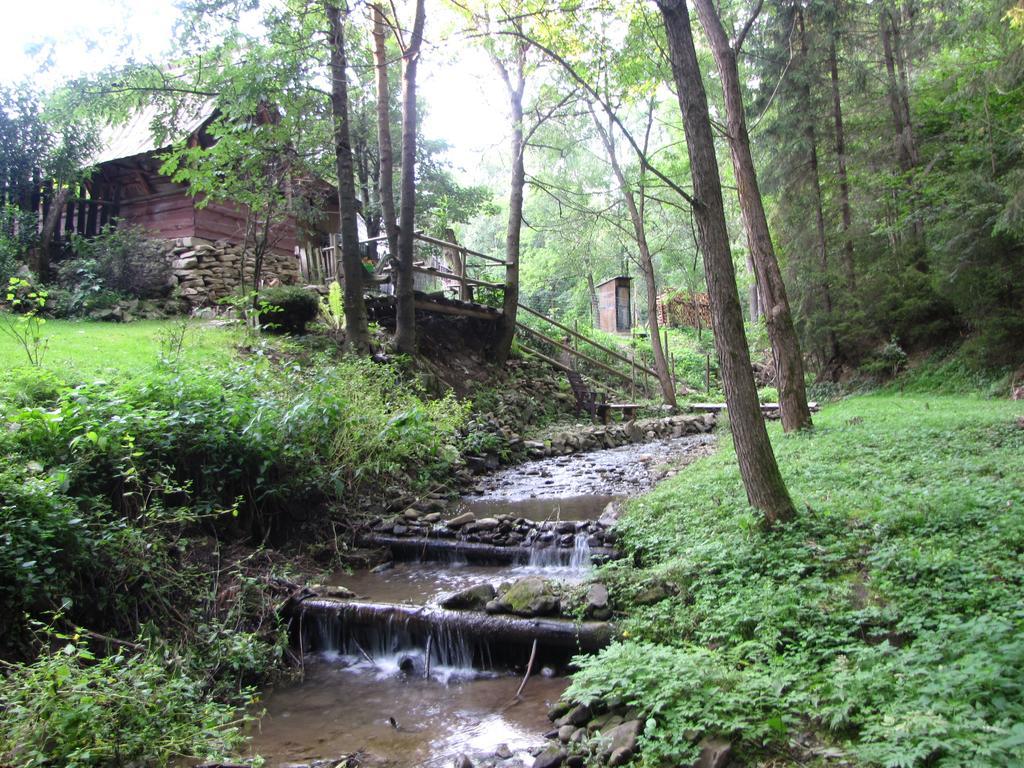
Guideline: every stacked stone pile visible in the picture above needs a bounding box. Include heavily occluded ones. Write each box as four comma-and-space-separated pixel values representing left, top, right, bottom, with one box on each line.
369, 502, 620, 553
165, 237, 302, 305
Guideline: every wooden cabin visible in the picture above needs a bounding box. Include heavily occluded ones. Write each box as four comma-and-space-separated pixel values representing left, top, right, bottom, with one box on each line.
596, 276, 632, 334
89, 104, 334, 254
33, 103, 339, 300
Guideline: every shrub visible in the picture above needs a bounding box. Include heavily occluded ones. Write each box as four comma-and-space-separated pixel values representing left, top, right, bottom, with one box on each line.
53, 257, 122, 317
69, 224, 172, 299
861, 335, 908, 379
0, 204, 36, 284
258, 285, 319, 334
0, 640, 254, 767
2, 353, 467, 543
0, 464, 88, 650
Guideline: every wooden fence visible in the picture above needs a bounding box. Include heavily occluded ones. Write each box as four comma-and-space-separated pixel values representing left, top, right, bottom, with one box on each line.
2, 182, 120, 251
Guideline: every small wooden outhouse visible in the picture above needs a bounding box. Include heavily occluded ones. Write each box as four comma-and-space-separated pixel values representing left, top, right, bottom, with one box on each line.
596, 276, 632, 333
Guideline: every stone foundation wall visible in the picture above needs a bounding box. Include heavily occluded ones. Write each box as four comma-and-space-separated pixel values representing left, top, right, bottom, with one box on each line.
164, 237, 303, 305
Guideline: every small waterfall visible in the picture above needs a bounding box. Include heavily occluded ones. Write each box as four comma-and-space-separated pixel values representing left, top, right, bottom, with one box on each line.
301, 605, 486, 682
569, 532, 592, 569
527, 533, 592, 570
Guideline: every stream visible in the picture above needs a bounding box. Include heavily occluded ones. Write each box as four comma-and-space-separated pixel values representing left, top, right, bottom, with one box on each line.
247, 433, 713, 768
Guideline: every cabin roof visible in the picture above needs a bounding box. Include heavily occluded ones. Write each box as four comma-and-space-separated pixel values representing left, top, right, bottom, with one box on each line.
90, 99, 217, 166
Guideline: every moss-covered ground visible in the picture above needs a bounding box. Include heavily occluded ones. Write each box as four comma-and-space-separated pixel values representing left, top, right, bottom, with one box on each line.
569, 391, 1024, 766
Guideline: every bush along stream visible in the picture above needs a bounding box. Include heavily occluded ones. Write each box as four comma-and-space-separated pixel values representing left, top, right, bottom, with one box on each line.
0, 326, 712, 768
0, 344, 473, 766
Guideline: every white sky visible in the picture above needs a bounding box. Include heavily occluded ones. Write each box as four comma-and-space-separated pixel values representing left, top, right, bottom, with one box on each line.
0, 0, 508, 181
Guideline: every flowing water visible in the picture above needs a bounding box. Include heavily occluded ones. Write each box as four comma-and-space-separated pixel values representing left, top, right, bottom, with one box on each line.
326, 561, 592, 607
248, 660, 566, 767
457, 494, 619, 523
249, 433, 711, 767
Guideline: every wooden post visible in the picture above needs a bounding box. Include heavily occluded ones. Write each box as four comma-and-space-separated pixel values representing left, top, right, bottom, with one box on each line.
85, 192, 99, 237
76, 194, 87, 235
705, 354, 711, 392
64, 195, 75, 238
630, 349, 636, 399
458, 249, 469, 301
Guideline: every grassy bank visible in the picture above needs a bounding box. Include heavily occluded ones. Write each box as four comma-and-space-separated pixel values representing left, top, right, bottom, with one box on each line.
0, 317, 243, 380
0, 318, 469, 766
570, 392, 1024, 766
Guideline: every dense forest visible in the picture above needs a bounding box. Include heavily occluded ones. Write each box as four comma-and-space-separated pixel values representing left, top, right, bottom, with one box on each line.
1, 1, 1022, 767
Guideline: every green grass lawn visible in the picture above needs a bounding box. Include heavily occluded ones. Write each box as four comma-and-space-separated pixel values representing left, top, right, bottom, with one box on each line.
0, 317, 244, 383
568, 392, 1024, 766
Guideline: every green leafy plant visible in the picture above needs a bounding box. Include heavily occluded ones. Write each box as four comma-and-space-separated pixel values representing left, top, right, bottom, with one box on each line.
157, 316, 195, 367
577, 394, 1024, 766
863, 335, 908, 379
1, 277, 48, 366
0, 636, 255, 767
69, 224, 172, 299
319, 280, 345, 336
53, 257, 122, 317
257, 285, 318, 335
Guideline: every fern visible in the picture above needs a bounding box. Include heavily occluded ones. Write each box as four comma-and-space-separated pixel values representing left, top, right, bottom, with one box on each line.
319, 280, 345, 334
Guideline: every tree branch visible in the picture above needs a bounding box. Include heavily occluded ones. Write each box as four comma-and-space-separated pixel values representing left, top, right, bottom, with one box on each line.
734, 0, 765, 53
499, 30, 696, 208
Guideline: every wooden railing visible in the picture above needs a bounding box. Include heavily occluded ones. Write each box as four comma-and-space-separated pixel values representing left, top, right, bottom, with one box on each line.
303, 231, 654, 393
304, 231, 507, 303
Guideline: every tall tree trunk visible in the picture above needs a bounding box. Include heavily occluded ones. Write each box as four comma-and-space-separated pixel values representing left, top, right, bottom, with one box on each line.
880, 6, 919, 172
354, 137, 380, 262
879, 3, 926, 265
797, 7, 838, 364
691, 0, 812, 431
32, 186, 68, 280
828, 33, 855, 290
588, 102, 676, 407
394, 0, 425, 354
328, 1, 370, 353
657, 0, 794, 527
372, 4, 399, 263
585, 267, 598, 328
492, 54, 526, 365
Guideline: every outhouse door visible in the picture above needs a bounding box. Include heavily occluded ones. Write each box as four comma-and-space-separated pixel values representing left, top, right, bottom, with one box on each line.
615, 283, 631, 331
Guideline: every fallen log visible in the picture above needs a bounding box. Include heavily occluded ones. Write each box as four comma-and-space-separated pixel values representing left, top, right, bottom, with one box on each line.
359, 533, 620, 565
295, 598, 615, 654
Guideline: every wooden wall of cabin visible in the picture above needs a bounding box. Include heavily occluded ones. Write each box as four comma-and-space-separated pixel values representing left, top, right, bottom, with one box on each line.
194, 198, 299, 259
92, 157, 197, 241
96, 156, 301, 260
